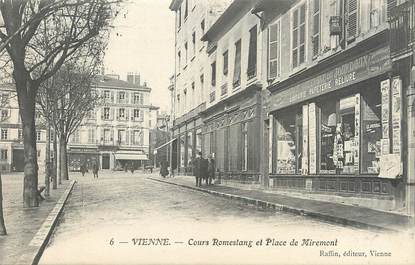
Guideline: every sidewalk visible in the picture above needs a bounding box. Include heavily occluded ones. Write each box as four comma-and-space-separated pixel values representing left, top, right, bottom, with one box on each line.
0, 173, 75, 265
148, 175, 414, 232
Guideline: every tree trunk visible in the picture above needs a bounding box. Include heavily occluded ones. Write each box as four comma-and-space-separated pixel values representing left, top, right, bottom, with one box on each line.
45, 120, 51, 196
60, 137, 69, 181
52, 131, 58, 189
57, 136, 61, 185
0, 173, 7, 235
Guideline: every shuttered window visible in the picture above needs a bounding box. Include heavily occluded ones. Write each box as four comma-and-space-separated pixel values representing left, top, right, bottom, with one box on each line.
268, 20, 280, 79
211, 61, 216, 87
386, 0, 397, 19
347, 0, 359, 42
292, 3, 306, 69
233, 39, 242, 88
312, 0, 321, 58
247, 25, 257, 79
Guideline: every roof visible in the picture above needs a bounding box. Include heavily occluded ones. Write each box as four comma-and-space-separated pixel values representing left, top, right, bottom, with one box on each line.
93, 75, 151, 91
201, 0, 257, 42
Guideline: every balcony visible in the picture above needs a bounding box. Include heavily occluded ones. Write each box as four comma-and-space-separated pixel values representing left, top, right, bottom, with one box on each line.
389, 0, 415, 58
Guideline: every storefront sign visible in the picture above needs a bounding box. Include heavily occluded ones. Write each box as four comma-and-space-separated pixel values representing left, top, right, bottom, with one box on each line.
270, 46, 391, 111
302, 105, 309, 175
309, 103, 317, 174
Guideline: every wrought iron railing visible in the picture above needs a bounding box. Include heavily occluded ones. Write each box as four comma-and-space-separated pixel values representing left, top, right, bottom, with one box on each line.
389, 0, 415, 56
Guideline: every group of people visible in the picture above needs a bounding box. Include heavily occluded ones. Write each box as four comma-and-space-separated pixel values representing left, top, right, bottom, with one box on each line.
193, 152, 215, 187
80, 163, 99, 178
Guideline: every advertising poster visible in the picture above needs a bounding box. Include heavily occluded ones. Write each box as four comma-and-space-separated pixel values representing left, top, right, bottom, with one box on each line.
391, 77, 402, 157
302, 104, 309, 175
354, 94, 360, 172
308, 103, 317, 174
380, 79, 390, 153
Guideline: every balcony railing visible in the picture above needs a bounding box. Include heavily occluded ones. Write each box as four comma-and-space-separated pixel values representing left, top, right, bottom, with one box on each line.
389, 0, 415, 57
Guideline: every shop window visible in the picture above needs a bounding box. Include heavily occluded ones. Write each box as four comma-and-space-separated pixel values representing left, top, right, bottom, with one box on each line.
275, 109, 302, 174
361, 89, 382, 174
319, 100, 337, 174
186, 132, 193, 166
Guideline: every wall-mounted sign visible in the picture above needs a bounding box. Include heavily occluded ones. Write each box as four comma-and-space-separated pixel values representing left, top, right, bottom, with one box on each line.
329, 16, 342, 36
381, 79, 390, 142
270, 46, 391, 111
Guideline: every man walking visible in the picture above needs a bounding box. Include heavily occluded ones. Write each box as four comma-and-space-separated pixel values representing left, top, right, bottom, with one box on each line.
92, 163, 99, 179
193, 152, 202, 187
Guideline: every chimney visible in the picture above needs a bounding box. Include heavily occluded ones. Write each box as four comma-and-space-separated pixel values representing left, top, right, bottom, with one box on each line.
127, 72, 134, 84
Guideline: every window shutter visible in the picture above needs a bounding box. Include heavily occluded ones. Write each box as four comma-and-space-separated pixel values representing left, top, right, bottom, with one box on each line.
347, 0, 359, 41
247, 25, 257, 79
312, 0, 320, 57
269, 22, 280, 79
386, 0, 397, 19
233, 40, 242, 87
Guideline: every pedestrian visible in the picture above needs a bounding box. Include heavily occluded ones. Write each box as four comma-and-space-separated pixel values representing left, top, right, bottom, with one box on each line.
160, 160, 169, 178
193, 152, 202, 187
80, 163, 86, 176
130, 162, 135, 174
207, 154, 215, 185
200, 155, 209, 186
92, 163, 99, 179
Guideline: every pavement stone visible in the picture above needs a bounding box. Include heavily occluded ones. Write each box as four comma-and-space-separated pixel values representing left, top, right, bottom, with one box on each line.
0, 173, 74, 265
148, 175, 414, 232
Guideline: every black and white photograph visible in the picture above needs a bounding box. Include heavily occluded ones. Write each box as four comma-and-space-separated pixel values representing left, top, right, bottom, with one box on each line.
0, 0, 414, 264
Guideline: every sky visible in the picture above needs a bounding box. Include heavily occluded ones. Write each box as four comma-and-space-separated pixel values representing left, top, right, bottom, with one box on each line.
104, 0, 175, 112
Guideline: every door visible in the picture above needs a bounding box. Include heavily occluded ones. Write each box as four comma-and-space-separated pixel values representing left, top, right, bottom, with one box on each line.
102, 154, 110, 169
12, 149, 25, 172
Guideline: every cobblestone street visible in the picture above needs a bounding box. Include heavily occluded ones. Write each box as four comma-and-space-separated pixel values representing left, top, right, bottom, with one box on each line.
38, 171, 413, 265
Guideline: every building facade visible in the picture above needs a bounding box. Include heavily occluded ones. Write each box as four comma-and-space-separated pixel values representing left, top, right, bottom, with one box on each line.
0, 83, 48, 173
169, 0, 415, 215
67, 73, 156, 171
169, 0, 232, 174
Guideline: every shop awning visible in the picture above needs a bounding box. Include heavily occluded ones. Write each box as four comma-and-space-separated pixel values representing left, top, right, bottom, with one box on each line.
115, 152, 148, 160
154, 138, 176, 151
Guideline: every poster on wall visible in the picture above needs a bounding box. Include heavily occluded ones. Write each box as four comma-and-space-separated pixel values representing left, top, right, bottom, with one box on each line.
391, 77, 402, 156
354, 94, 360, 172
380, 79, 390, 153
302, 104, 309, 175
309, 103, 317, 174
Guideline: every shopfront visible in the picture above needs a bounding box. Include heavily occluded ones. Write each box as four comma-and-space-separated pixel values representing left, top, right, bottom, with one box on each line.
267, 45, 407, 210
68, 147, 99, 172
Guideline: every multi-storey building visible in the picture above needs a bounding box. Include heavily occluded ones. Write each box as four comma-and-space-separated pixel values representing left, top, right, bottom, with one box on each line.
0, 83, 48, 173
170, 0, 415, 215
169, 0, 232, 174
67, 73, 157, 171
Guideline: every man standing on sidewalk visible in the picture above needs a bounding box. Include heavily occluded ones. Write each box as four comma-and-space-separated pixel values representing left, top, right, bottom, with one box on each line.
193, 152, 202, 187
92, 163, 99, 179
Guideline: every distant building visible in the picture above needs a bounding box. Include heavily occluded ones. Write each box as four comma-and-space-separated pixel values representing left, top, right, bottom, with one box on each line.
0, 83, 48, 173
67, 73, 155, 171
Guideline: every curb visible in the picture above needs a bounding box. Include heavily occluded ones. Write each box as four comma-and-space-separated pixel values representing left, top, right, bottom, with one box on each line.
148, 177, 398, 233
17, 180, 77, 265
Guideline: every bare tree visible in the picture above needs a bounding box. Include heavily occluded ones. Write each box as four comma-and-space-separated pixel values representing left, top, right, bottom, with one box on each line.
0, 0, 121, 207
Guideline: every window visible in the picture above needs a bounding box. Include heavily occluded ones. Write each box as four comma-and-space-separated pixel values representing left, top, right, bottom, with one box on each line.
361, 88, 381, 174
312, 0, 321, 57
1, 129, 7, 140
18, 129, 23, 140
369, 0, 382, 28
178, 50, 181, 71
200, 74, 204, 103
103, 129, 111, 144
0, 149, 7, 160
118, 130, 126, 145
318, 95, 358, 174
133, 109, 140, 120
269, 21, 281, 79
104, 90, 111, 102
103, 107, 110, 120
223, 50, 229, 76
275, 109, 302, 174
1, 109, 8, 119
118, 108, 125, 120
233, 39, 242, 88
242, 123, 248, 171
133, 93, 141, 104
247, 25, 257, 79
133, 130, 142, 145
36, 131, 41, 141
292, 3, 306, 68
118, 91, 125, 103
201, 19, 205, 34
184, 0, 188, 19
88, 128, 95, 144
192, 31, 196, 57
211, 61, 216, 87
184, 42, 188, 65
